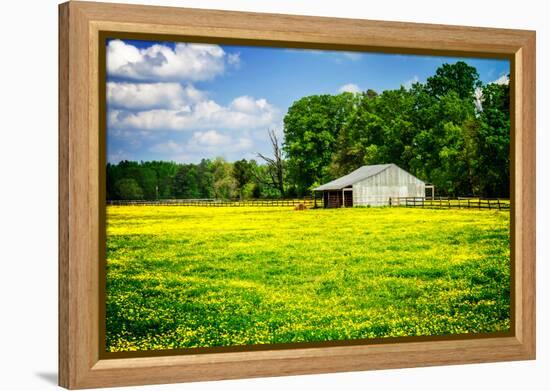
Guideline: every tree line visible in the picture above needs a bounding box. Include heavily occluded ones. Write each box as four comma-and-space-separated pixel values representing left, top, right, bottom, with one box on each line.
107, 158, 283, 200
107, 61, 510, 200
284, 61, 510, 197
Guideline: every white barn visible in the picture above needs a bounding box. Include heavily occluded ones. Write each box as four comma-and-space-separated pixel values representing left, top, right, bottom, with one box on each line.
314, 164, 426, 208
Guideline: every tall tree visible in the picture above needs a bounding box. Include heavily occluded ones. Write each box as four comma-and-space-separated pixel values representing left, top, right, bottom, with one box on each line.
232, 159, 252, 200
212, 157, 236, 199
196, 159, 214, 198
330, 88, 416, 178
283, 93, 357, 195
257, 129, 285, 197
173, 165, 199, 199
425, 61, 482, 100
114, 178, 144, 200
477, 81, 510, 197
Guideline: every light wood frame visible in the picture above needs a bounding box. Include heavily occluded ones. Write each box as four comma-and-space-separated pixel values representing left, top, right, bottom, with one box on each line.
59, 1, 536, 389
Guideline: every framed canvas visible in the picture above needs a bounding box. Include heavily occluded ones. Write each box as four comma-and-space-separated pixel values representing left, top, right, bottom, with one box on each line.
58, 1, 536, 389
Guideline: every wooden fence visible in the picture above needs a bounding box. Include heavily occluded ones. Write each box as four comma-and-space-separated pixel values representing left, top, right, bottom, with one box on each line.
390, 196, 510, 210
107, 196, 509, 210
107, 197, 321, 208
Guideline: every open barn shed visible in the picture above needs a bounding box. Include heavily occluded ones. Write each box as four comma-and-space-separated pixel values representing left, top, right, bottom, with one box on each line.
314, 164, 426, 208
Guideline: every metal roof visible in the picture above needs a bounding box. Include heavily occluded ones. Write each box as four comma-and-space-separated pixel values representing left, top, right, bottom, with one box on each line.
313, 164, 394, 191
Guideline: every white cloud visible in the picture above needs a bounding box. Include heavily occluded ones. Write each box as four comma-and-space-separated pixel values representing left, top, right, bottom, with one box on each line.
227, 53, 241, 67
230, 96, 270, 113
105, 40, 279, 163
107, 39, 236, 81
108, 95, 278, 132
338, 83, 361, 93
154, 131, 253, 162
107, 40, 141, 71
402, 75, 420, 89
139, 130, 257, 163
187, 130, 252, 153
107, 82, 205, 110
107, 149, 131, 163
191, 130, 230, 147
490, 74, 510, 85
150, 140, 185, 154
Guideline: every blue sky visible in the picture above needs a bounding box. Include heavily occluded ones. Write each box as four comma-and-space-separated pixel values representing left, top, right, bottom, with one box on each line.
106, 39, 509, 164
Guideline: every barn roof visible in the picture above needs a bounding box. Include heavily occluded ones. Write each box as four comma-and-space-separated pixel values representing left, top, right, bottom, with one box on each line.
314, 164, 411, 191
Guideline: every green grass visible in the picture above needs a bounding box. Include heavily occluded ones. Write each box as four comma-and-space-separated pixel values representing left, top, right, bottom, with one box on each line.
105, 206, 510, 352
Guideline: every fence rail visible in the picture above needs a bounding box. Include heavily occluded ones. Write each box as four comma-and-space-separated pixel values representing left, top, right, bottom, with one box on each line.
107, 197, 321, 208
391, 196, 510, 210
108, 196, 509, 210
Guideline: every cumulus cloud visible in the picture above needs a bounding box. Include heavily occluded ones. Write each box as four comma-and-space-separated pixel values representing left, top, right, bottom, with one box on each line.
338, 83, 361, 93
190, 130, 230, 146
108, 95, 278, 132
149, 131, 253, 162
150, 140, 185, 154
107, 82, 205, 110
230, 96, 270, 113
187, 130, 253, 153
490, 74, 510, 85
149, 129, 254, 161
106, 40, 278, 163
107, 39, 237, 81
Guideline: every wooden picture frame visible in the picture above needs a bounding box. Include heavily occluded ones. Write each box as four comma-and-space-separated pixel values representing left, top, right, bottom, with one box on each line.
59, 1, 536, 388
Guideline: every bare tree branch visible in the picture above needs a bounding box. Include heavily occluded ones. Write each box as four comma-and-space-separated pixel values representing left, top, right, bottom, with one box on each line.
256, 129, 285, 196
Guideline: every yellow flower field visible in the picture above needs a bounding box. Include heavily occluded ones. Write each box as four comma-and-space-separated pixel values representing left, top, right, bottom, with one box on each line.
105, 206, 510, 352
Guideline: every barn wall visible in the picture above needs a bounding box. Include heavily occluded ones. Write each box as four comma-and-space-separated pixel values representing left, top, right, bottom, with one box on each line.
352, 165, 425, 206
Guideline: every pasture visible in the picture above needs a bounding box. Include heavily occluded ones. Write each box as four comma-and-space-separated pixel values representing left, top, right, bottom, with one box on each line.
105, 206, 510, 352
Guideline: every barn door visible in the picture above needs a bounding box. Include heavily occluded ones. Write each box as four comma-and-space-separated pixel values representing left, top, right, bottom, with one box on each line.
328, 191, 339, 208
344, 190, 353, 207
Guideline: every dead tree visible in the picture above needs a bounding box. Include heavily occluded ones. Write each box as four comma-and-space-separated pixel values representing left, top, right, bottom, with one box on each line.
256, 129, 285, 197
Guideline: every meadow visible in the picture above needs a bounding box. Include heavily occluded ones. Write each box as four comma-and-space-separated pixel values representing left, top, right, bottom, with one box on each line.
105, 206, 510, 352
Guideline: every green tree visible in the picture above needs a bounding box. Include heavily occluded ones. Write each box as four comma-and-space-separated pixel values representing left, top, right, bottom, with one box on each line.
426, 61, 482, 100
409, 89, 478, 195
196, 159, 214, 198
173, 165, 200, 199
212, 157, 236, 199
477, 81, 510, 197
232, 159, 252, 200
283, 93, 357, 195
140, 167, 158, 199
330, 87, 416, 178
150, 161, 179, 199
114, 178, 144, 200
